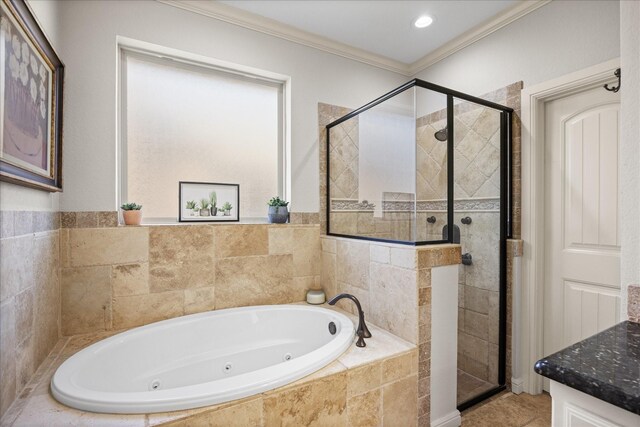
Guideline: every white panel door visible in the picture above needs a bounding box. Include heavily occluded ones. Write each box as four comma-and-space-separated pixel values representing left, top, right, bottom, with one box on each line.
543, 86, 620, 390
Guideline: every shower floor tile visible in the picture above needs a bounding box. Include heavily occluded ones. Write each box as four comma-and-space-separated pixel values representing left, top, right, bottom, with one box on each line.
457, 369, 496, 405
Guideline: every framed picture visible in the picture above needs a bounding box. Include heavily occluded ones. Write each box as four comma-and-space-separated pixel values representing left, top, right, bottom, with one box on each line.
179, 181, 240, 222
0, 0, 64, 191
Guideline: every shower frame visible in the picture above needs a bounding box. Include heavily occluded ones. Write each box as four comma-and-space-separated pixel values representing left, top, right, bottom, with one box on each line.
325, 78, 513, 409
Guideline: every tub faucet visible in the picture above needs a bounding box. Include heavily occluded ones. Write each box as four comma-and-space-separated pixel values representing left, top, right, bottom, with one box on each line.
327, 293, 372, 347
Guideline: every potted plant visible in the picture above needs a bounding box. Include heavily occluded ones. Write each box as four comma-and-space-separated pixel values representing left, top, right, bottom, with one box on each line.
185, 200, 198, 216
199, 198, 211, 216
209, 191, 218, 216
121, 202, 142, 225
221, 202, 232, 216
267, 196, 289, 224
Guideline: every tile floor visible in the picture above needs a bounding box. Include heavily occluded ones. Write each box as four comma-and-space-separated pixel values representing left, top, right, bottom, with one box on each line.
461, 391, 552, 427
457, 369, 496, 405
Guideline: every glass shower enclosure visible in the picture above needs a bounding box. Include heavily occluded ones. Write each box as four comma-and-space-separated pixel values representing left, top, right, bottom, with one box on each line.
326, 79, 512, 409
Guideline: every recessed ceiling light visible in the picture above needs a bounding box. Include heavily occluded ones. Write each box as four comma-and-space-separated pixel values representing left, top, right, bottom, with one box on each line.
414, 15, 433, 28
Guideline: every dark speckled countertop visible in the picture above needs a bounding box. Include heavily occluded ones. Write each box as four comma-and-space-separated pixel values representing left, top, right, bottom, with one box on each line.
534, 321, 640, 415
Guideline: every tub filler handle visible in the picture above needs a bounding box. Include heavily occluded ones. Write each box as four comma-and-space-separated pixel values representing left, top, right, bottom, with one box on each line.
327, 293, 372, 347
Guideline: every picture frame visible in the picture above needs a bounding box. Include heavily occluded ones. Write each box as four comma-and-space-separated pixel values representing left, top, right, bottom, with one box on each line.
0, 0, 64, 192
179, 181, 240, 222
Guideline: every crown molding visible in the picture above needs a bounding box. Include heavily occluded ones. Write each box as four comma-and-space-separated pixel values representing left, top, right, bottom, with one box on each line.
407, 0, 552, 75
157, 0, 552, 77
157, 0, 412, 75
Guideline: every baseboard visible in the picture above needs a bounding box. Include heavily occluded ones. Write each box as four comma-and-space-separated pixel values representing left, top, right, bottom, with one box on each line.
431, 410, 462, 427
512, 377, 524, 394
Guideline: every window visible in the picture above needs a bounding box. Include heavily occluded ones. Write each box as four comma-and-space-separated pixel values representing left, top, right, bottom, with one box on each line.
120, 49, 285, 222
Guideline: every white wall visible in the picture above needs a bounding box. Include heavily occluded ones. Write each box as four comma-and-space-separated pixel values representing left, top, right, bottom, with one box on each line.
55, 0, 404, 213
0, 0, 61, 212
619, 0, 640, 319
414, 0, 620, 96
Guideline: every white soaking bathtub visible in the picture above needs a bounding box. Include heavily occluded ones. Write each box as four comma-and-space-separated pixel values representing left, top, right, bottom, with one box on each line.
51, 305, 355, 414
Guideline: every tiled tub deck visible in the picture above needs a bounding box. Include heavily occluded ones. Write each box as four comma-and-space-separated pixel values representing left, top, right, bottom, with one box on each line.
1, 306, 419, 427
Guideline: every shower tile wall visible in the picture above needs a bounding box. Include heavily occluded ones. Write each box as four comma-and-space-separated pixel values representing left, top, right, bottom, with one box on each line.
627, 285, 640, 323
319, 103, 413, 241
0, 211, 60, 420
629, 285, 640, 323
414, 82, 523, 399
328, 118, 360, 199
415, 102, 502, 392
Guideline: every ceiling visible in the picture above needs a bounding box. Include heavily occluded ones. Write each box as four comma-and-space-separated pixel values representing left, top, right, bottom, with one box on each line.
219, 1, 519, 64
161, 0, 550, 75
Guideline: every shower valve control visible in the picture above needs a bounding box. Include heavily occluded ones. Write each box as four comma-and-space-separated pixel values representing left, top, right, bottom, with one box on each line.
461, 217, 472, 225
461, 253, 473, 266
427, 216, 436, 224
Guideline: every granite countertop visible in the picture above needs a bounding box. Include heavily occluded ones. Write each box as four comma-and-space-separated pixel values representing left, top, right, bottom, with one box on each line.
534, 321, 640, 415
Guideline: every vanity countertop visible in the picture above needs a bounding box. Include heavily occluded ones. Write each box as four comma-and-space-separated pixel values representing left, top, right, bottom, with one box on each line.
534, 321, 640, 415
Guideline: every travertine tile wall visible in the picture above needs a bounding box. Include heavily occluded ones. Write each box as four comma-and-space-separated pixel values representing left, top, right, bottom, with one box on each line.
321, 236, 461, 426
161, 349, 420, 427
0, 211, 60, 420
319, 103, 354, 234
60, 224, 321, 336
457, 212, 501, 387
506, 239, 523, 386
329, 116, 360, 199
628, 285, 640, 323
417, 103, 502, 200
61, 211, 118, 228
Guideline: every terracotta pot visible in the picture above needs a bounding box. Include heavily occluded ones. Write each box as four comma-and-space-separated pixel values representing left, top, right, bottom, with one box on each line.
122, 210, 142, 225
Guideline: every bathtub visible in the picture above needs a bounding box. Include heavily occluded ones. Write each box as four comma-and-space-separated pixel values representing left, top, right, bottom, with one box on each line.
51, 305, 355, 414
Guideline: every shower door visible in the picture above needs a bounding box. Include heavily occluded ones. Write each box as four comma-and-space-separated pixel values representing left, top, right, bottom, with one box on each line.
452, 98, 509, 408
325, 79, 513, 410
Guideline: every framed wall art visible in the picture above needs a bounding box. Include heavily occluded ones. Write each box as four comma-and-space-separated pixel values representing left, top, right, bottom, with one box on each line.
179, 181, 240, 222
0, 0, 64, 191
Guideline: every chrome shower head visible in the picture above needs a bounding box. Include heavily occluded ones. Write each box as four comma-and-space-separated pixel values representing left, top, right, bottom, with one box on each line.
434, 127, 448, 142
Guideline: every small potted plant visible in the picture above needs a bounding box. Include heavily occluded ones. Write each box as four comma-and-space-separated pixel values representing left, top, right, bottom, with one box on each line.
209, 191, 218, 216
267, 196, 289, 224
185, 200, 198, 216
121, 202, 142, 225
221, 202, 232, 216
199, 198, 211, 216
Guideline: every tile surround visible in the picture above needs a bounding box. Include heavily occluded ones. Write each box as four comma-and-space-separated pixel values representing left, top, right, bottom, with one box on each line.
60, 223, 321, 336
61, 211, 118, 228
288, 212, 320, 225
0, 211, 60, 420
321, 236, 461, 426
628, 285, 640, 323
